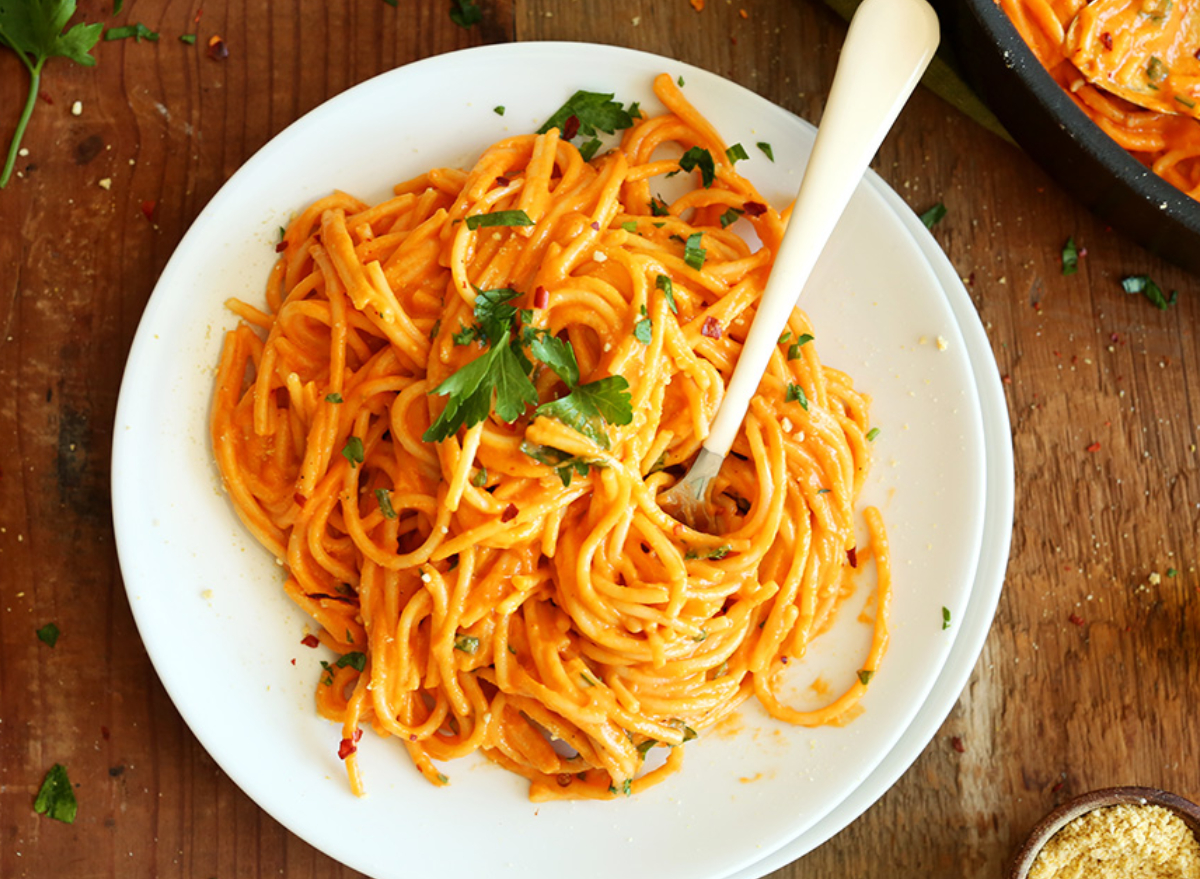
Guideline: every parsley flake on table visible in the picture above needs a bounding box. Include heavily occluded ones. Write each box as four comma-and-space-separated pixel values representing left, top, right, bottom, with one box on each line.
34, 764, 77, 824
1122, 274, 1177, 310
1061, 237, 1079, 275
919, 202, 947, 229
36, 622, 60, 647
449, 0, 481, 28
0, 0, 104, 188
103, 22, 159, 42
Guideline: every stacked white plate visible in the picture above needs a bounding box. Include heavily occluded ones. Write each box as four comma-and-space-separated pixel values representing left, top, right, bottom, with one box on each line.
112, 43, 1013, 879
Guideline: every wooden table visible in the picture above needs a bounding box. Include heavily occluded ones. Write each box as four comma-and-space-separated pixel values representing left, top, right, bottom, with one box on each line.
2, 1, 1197, 876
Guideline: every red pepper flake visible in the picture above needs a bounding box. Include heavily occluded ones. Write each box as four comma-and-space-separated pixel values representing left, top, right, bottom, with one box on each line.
1194, 47, 1200, 60
1051, 779, 1065, 793
275, 239, 288, 253
1085, 441, 1101, 453
562, 114, 580, 141
140, 199, 157, 221
194, 7, 203, 23
293, 491, 307, 507
701, 316, 722, 339
1001, 374, 1012, 384
337, 737, 358, 760
847, 546, 858, 568
207, 35, 229, 61
590, 221, 600, 231
534, 285, 549, 309
501, 503, 518, 522
1100, 31, 1113, 50
101, 726, 111, 740
496, 175, 511, 187
1068, 612, 1085, 627
1110, 332, 1120, 343
409, 733, 418, 742
555, 773, 572, 787
950, 736, 965, 753
780, 655, 789, 664
38, 92, 55, 105
301, 634, 320, 648
742, 201, 767, 217
274, 386, 289, 408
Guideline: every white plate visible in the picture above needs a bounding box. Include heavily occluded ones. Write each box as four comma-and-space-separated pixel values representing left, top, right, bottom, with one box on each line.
112, 43, 1000, 879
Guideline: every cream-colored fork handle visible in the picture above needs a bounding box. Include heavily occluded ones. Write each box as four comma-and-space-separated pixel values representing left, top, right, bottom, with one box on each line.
701, 0, 939, 458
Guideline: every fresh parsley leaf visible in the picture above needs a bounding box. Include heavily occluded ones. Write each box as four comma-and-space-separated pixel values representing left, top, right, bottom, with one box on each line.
34, 764, 76, 824
529, 331, 579, 387
656, 274, 678, 314
103, 22, 159, 41
113, 0, 123, 12
341, 436, 364, 467
449, 0, 482, 28
36, 622, 59, 647
683, 232, 706, 270
578, 137, 602, 161
677, 146, 716, 188
536, 376, 632, 449
942, 606, 951, 630
336, 651, 367, 672
538, 90, 635, 140
634, 317, 652, 344
756, 141, 774, 161
1122, 274, 1177, 310
0, 0, 104, 187
454, 633, 480, 654
677, 75, 685, 87
865, 427, 880, 441
786, 383, 808, 410
719, 206, 743, 228
453, 323, 482, 346
472, 286, 522, 343
465, 210, 534, 231
1061, 237, 1079, 275
493, 105, 505, 116
919, 202, 947, 229
424, 329, 537, 441
490, 341, 540, 423
520, 441, 602, 487
725, 143, 749, 163
374, 488, 397, 519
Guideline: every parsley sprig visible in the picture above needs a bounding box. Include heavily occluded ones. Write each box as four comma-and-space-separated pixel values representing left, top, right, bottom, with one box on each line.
424, 286, 633, 445
0, 0, 104, 188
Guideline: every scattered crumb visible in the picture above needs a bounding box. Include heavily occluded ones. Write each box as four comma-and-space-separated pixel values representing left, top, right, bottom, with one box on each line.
936, 336, 948, 351
98, 178, 112, 190
71, 100, 82, 116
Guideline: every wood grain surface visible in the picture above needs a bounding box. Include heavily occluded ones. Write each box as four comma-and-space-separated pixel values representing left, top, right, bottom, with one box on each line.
1, 1, 1197, 877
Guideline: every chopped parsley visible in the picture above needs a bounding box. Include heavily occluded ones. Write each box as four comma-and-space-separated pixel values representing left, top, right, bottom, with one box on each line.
942, 606, 951, 630
756, 141, 774, 162
36, 622, 60, 647
453, 633, 480, 654
1122, 274, 1177, 310
866, 427, 880, 441
919, 202, 947, 229
787, 333, 814, 360
621, 220, 638, 233
320, 660, 334, 685
521, 441, 604, 487
683, 232, 706, 270
578, 137, 602, 161
725, 143, 749, 163
336, 651, 367, 672
1146, 56, 1167, 88
656, 274, 678, 313
1176, 95, 1197, 109
858, 669, 875, 686
786, 383, 808, 410
34, 764, 77, 824
538, 91, 636, 140
449, 0, 482, 28
649, 196, 670, 217
493, 105, 505, 116
103, 22, 159, 41
634, 315, 653, 344
465, 209, 534, 231
677, 146, 716, 188
374, 488, 397, 519
685, 545, 731, 560
470, 467, 488, 487
341, 436, 365, 468
1061, 237, 1079, 275
719, 207, 743, 228
179, 33, 196, 44
325, 392, 343, 404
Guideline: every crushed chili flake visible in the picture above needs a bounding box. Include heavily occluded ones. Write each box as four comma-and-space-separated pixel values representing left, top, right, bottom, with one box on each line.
1100, 31, 1113, 50
1068, 612, 1085, 627
556, 772, 573, 787
780, 655, 789, 664
194, 7, 203, 23
1001, 374, 1012, 384
1051, 779, 1065, 793
701, 316, 722, 339
337, 737, 357, 759
1085, 441, 1101, 453
101, 726, 111, 740
739, 8, 749, 18
290, 658, 296, 665
501, 503, 519, 522
847, 546, 858, 568
140, 199, 156, 221
38, 92, 55, 105
950, 736, 965, 753
742, 200, 767, 217
690, 0, 705, 10
496, 175, 511, 186
533, 285, 549, 309
274, 386, 289, 408
562, 114, 580, 141
301, 634, 320, 648
207, 35, 229, 61
590, 221, 600, 231
293, 491, 307, 507
275, 239, 288, 253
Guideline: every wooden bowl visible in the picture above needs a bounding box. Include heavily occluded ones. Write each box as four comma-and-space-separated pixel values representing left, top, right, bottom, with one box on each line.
936, 0, 1200, 275
1008, 786, 1200, 879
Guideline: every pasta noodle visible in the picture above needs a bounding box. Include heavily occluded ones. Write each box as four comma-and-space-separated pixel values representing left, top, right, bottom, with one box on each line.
998, 0, 1200, 200
211, 73, 890, 801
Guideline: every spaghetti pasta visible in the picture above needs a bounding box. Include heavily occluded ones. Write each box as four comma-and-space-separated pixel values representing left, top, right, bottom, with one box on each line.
211, 73, 889, 801
998, 0, 1200, 200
